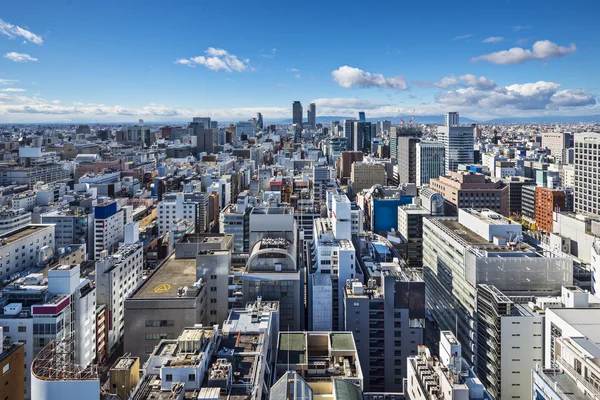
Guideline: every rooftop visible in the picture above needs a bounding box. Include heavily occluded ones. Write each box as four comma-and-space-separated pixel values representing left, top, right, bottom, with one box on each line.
112, 356, 137, 371
132, 253, 199, 299
0, 224, 52, 246
549, 308, 600, 345
331, 333, 355, 351
535, 368, 588, 400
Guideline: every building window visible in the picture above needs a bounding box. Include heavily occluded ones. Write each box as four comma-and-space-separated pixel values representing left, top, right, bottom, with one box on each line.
188, 374, 195, 381
18, 326, 26, 333
165, 374, 172, 382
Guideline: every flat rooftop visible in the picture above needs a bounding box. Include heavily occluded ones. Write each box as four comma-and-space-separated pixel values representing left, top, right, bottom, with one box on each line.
434, 219, 490, 245
0, 224, 51, 245
132, 253, 197, 299
112, 356, 137, 370
535, 369, 588, 400
278, 333, 306, 365
331, 333, 355, 351
550, 308, 600, 345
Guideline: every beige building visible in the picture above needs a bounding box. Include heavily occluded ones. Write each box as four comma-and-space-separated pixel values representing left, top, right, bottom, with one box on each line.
350, 162, 387, 194
542, 131, 573, 164
430, 171, 509, 216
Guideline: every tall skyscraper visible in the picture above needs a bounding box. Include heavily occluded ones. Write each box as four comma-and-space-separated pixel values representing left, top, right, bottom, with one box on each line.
307, 102, 316, 128
574, 132, 600, 216
353, 121, 372, 153
344, 119, 358, 150
256, 112, 264, 130
358, 111, 366, 122
190, 119, 215, 155
396, 136, 420, 184
292, 101, 303, 125
437, 112, 474, 173
416, 141, 445, 186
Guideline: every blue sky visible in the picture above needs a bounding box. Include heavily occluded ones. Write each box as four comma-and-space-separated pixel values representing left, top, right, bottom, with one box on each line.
0, 0, 598, 122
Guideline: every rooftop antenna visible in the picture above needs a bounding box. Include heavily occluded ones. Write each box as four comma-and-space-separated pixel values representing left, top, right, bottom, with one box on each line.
409, 109, 415, 127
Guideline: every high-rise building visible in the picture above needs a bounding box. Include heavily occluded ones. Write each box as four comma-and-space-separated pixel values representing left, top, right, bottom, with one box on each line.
344, 119, 358, 150
353, 121, 372, 153
390, 126, 422, 160
307, 103, 316, 128
190, 118, 215, 155
416, 141, 445, 186
236, 121, 255, 137
292, 101, 303, 125
395, 136, 420, 184
93, 201, 124, 259
542, 131, 574, 164
437, 112, 474, 173
343, 266, 424, 392
350, 162, 387, 195
423, 209, 571, 398
358, 111, 366, 122
575, 132, 600, 216
256, 112, 264, 130
337, 151, 364, 183
535, 187, 566, 233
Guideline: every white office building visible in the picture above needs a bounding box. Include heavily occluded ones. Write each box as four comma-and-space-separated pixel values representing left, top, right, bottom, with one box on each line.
575, 132, 600, 216
94, 242, 144, 353
437, 112, 474, 173
0, 224, 55, 281
158, 193, 199, 236
416, 141, 445, 186
93, 201, 124, 259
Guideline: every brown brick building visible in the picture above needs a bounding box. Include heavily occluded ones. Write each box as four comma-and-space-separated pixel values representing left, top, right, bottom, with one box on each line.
336, 151, 364, 184
535, 187, 566, 233
0, 342, 25, 400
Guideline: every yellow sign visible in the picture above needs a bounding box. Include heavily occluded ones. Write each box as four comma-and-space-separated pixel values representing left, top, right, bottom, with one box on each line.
154, 284, 171, 294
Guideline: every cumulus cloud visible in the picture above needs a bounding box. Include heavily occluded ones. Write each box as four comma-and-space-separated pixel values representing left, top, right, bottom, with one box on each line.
414, 75, 459, 89
331, 66, 408, 90
1, 88, 26, 92
0, 18, 43, 45
436, 80, 595, 111
310, 98, 389, 110
453, 34, 472, 40
471, 40, 577, 64
459, 74, 497, 90
483, 36, 504, 43
175, 47, 251, 72
4, 52, 38, 63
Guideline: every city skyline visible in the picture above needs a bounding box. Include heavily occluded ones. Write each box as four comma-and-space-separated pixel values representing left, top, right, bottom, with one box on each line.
0, 0, 599, 122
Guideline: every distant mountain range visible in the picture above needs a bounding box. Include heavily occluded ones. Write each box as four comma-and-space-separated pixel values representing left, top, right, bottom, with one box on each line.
270, 114, 600, 125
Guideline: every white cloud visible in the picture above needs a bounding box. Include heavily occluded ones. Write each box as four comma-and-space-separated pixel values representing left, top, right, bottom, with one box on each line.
483, 36, 504, 43
1, 88, 26, 92
175, 48, 251, 72
472, 40, 576, 65
459, 74, 496, 90
310, 98, 389, 110
331, 66, 408, 90
287, 68, 300, 73
436, 80, 595, 111
414, 75, 459, 89
453, 34, 473, 40
4, 52, 38, 63
0, 79, 18, 85
0, 18, 43, 45
512, 25, 531, 31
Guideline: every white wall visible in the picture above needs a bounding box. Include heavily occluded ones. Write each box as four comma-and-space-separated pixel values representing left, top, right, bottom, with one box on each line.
31, 376, 100, 400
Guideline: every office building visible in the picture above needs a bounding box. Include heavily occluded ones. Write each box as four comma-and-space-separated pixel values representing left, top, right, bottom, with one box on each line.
575, 132, 600, 216
416, 141, 445, 186
93, 201, 124, 259
535, 187, 566, 233
158, 192, 203, 236
236, 121, 255, 138
31, 337, 100, 400
0, 164, 71, 188
423, 209, 571, 370
429, 171, 509, 216
95, 242, 144, 354
407, 331, 487, 400
398, 203, 430, 268
390, 126, 422, 160
395, 136, 420, 184
344, 120, 358, 150
308, 102, 316, 128
337, 151, 364, 183
41, 208, 94, 258
191, 119, 215, 156
542, 131, 573, 164
108, 356, 140, 400
0, 224, 55, 280
293, 101, 303, 125
275, 332, 364, 391
0, 208, 31, 235
521, 184, 537, 221
437, 112, 474, 173
343, 265, 425, 392
350, 162, 387, 195
220, 194, 252, 252
125, 125, 152, 147
353, 121, 372, 153
502, 176, 534, 216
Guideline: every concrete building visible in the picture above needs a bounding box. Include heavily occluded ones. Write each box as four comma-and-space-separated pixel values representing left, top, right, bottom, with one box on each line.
94, 242, 144, 354
308, 102, 316, 128
191, 119, 216, 156
293, 101, 303, 125
124, 246, 206, 363
93, 201, 124, 259
503, 176, 534, 216
407, 331, 487, 400
337, 151, 364, 184
390, 126, 422, 161
423, 209, 571, 372
344, 120, 358, 150
350, 162, 387, 195
343, 265, 425, 392
108, 356, 140, 400
574, 132, 600, 216
220, 194, 252, 252
535, 187, 566, 233
0, 208, 31, 234
416, 141, 445, 186
393, 136, 420, 185
429, 171, 509, 216
521, 184, 537, 221
275, 331, 364, 391
542, 131, 573, 164
236, 121, 255, 138
158, 192, 203, 236
0, 224, 55, 281
41, 208, 94, 258
437, 112, 474, 173
0, 330, 25, 400
0, 164, 71, 188
398, 203, 430, 268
